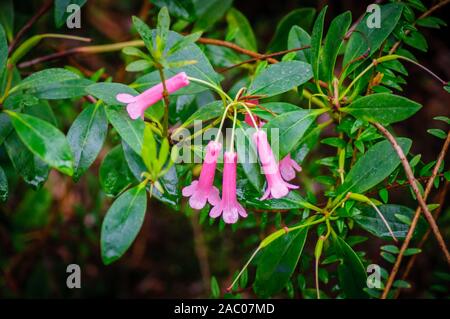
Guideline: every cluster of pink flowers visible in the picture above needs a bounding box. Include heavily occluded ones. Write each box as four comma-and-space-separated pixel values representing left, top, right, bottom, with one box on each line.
116, 76, 302, 224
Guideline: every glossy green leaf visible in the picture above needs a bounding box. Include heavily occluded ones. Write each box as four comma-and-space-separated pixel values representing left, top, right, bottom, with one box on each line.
248, 61, 312, 97
244, 190, 308, 211
342, 93, 422, 125
334, 236, 368, 298
101, 184, 147, 265
354, 204, 426, 240
152, 0, 195, 21
179, 100, 222, 128
343, 3, 403, 75
105, 105, 145, 155
0, 24, 7, 80
226, 8, 257, 51
310, 6, 328, 81
265, 109, 316, 159
268, 8, 316, 52
99, 145, 135, 197
11, 68, 80, 94
0, 165, 8, 201
0, 112, 12, 145
253, 227, 309, 297
338, 138, 412, 195
4, 132, 49, 188
67, 103, 108, 181
30, 78, 93, 100
132, 16, 154, 52
321, 11, 352, 83
0, 0, 13, 41
252, 102, 299, 121
288, 26, 311, 63
192, 0, 232, 32
6, 111, 74, 176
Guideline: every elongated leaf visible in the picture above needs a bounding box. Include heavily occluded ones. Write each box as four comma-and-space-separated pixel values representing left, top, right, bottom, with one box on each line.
6, 111, 73, 176
254, 227, 309, 297
343, 3, 403, 75
252, 102, 299, 121
152, 0, 195, 21
31, 78, 93, 100
338, 138, 412, 195
0, 0, 13, 40
334, 236, 368, 298
99, 145, 135, 197
180, 100, 222, 128
265, 109, 316, 159
226, 8, 257, 51
288, 26, 311, 63
106, 105, 144, 155
12, 68, 80, 93
310, 6, 327, 80
244, 190, 308, 210
248, 61, 312, 97
342, 93, 422, 125
0, 165, 8, 201
132, 16, 154, 52
192, 0, 232, 32
0, 24, 7, 80
86, 82, 138, 105
268, 8, 316, 52
68, 103, 108, 181
235, 123, 263, 191
101, 184, 147, 265
321, 11, 352, 83
354, 204, 426, 240
4, 132, 49, 188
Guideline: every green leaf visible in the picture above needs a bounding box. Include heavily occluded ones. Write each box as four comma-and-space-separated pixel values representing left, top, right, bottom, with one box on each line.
99, 145, 135, 197
427, 128, 447, 139
253, 227, 309, 297
310, 6, 328, 81
338, 138, 412, 195
334, 236, 368, 298
101, 184, 147, 265
0, 0, 14, 41
252, 102, 299, 121
54, 0, 87, 28
11, 68, 80, 94
321, 11, 352, 84
354, 204, 426, 240
30, 78, 93, 100
244, 190, 308, 211
152, 0, 195, 21
192, 0, 233, 32
403, 31, 428, 52
0, 24, 7, 80
6, 111, 74, 176
268, 8, 316, 52
179, 100, 222, 128
235, 123, 263, 191
343, 3, 403, 75
248, 61, 313, 97
142, 123, 158, 172
0, 165, 8, 202
105, 105, 145, 155
4, 132, 49, 188
156, 6, 170, 51
132, 16, 154, 52
265, 109, 316, 159
342, 93, 422, 125
167, 31, 202, 56
126, 60, 152, 72
210, 276, 220, 298
86, 82, 138, 106
226, 8, 257, 51
288, 26, 312, 63
67, 103, 108, 181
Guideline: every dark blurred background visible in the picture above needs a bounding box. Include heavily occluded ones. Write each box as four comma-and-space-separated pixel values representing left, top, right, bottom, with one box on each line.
0, 0, 449, 298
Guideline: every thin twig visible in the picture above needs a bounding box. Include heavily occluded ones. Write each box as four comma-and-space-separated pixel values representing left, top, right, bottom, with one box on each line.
374, 126, 450, 299
396, 181, 449, 298
8, 0, 53, 54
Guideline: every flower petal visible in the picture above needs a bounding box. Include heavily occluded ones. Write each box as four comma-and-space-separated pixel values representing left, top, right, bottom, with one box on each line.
116, 93, 136, 103
182, 180, 198, 197
222, 207, 238, 224
207, 186, 220, 206
209, 204, 223, 218
189, 192, 208, 210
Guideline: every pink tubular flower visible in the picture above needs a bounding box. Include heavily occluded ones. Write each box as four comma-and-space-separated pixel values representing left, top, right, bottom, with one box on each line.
116, 72, 189, 120
182, 141, 222, 210
253, 130, 298, 200
209, 151, 247, 224
279, 154, 302, 181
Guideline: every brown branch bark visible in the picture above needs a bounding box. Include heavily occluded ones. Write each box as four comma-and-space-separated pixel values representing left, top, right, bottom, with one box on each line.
8, 0, 53, 54
373, 125, 450, 299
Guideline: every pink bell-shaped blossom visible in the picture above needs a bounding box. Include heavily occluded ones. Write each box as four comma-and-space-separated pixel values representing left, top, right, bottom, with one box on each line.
279, 154, 302, 181
209, 151, 247, 224
182, 141, 222, 210
116, 72, 189, 120
253, 130, 298, 200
